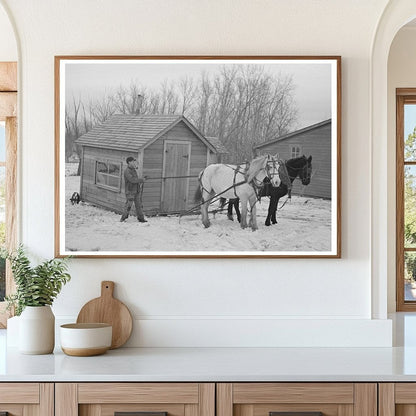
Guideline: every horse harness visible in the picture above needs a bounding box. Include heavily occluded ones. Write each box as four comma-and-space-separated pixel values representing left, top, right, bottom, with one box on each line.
198, 158, 278, 202
239, 158, 280, 201
230, 163, 248, 198
278, 160, 293, 198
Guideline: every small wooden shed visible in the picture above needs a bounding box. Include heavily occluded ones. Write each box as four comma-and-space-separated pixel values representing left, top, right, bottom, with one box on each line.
76, 114, 218, 215
254, 119, 332, 199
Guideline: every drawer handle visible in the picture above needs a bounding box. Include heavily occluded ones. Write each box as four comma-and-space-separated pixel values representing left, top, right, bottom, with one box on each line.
115, 413, 168, 416
270, 413, 323, 416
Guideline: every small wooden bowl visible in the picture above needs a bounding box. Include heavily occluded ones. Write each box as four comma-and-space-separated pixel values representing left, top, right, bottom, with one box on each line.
60, 323, 112, 356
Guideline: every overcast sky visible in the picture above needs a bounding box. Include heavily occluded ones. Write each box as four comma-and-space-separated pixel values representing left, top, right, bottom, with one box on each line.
64, 59, 334, 129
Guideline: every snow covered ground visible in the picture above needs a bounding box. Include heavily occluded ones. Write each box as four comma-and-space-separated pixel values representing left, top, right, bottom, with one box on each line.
64, 171, 332, 254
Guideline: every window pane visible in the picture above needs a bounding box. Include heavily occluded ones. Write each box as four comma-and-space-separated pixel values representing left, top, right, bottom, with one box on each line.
405, 252, 416, 301
107, 175, 120, 188
96, 161, 108, 173
405, 166, 416, 247
108, 163, 120, 175
96, 172, 106, 185
405, 104, 416, 161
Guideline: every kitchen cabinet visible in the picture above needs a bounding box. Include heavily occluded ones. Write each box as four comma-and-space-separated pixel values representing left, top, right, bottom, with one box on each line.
55, 383, 215, 416
10, 380, 416, 416
379, 383, 416, 416
0, 383, 53, 415
54, 382, 378, 416
217, 383, 377, 416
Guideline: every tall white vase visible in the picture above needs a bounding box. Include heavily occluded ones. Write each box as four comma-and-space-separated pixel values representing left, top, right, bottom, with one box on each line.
19, 306, 55, 354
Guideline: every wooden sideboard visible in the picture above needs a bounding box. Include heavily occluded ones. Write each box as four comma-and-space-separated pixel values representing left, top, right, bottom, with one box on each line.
3, 382, 416, 416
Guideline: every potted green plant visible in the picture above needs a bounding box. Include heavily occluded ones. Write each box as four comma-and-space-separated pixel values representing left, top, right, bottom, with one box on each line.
4, 245, 71, 354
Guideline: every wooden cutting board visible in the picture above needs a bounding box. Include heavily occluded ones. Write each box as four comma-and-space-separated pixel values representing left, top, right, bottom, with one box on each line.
76, 281, 133, 349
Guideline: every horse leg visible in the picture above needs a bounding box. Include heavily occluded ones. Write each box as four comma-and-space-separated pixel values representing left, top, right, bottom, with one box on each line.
266, 196, 278, 226
271, 197, 279, 225
200, 191, 211, 228
227, 201, 234, 221
240, 198, 248, 229
265, 196, 274, 226
234, 199, 241, 223
248, 195, 258, 231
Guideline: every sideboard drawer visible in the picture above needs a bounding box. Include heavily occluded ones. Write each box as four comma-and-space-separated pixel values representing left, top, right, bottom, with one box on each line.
378, 383, 416, 415
217, 383, 376, 416
0, 383, 53, 415
56, 383, 215, 416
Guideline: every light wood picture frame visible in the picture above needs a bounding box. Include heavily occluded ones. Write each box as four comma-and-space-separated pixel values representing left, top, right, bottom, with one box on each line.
55, 56, 341, 258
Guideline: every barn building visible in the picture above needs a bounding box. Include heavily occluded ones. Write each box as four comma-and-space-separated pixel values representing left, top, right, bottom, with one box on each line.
254, 119, 332, 199
76, 114, 219, 215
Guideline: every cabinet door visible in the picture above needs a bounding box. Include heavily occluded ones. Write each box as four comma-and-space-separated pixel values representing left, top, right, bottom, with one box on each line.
379, 383, 416, 416
0, 383, 53, 416
56, 383, 215, 416
217, 383, 377, 416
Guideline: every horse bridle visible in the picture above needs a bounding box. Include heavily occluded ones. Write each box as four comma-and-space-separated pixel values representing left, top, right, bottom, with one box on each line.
266, 158, 281, 181
249, 157, 280, 202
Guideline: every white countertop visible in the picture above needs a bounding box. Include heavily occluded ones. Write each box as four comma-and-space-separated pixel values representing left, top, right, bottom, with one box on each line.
2, 313, 416, 382
2, 345, 416, 382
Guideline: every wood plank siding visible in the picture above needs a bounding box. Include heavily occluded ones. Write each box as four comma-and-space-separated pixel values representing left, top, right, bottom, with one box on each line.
144, 121, 208, 214
256, 121, 332, 199
80, 146, 134, 214
77, 117, 213, 215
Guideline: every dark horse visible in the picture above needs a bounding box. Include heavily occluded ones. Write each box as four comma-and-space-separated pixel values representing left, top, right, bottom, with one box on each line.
260, 155, 313, 226
219, 198, 241, 222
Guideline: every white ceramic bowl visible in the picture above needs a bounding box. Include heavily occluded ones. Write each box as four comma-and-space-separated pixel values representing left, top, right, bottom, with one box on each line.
60, 323, 112, 356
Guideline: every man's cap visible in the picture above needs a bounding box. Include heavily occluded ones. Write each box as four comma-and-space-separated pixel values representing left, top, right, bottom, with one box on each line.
126, 156, 136, 163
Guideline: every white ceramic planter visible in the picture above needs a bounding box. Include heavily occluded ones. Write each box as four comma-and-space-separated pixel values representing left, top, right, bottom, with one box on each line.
19, 306, 55, 354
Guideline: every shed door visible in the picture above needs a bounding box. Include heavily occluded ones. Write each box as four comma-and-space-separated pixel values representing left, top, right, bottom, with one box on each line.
162, 142, 191, 212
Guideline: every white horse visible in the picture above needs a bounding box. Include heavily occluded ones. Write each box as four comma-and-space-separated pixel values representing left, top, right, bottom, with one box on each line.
195, 154, 281, 231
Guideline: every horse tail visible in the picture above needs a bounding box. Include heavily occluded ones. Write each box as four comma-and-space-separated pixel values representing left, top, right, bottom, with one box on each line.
195, 169, 206, 202
194, 186, 202, 202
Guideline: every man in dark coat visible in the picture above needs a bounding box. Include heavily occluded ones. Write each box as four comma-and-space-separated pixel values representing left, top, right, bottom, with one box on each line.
120, 156, 148, 223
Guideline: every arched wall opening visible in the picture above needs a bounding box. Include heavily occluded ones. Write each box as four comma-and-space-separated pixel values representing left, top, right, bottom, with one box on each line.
372, 1, 416, 320
387, 19, 416, 313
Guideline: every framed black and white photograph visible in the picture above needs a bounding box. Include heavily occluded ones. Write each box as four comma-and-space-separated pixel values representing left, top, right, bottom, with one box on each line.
55, 56, 341, 258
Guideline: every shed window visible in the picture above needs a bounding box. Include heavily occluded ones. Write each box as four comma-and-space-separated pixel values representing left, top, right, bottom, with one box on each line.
290, 145, 301, 158
95, 160, 122, 191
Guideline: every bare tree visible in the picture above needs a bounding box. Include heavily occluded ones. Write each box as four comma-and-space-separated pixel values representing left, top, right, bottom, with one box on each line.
179, 75, 196, 116
65, 64, 298, 167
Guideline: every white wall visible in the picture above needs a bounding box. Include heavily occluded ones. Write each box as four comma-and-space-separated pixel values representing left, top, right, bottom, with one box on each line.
0, 3, 16, 61
387, 26, 416, 312
0, 0, 394, 347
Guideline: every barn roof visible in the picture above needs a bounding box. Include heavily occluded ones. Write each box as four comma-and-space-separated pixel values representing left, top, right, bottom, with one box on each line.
253, 119, 332, 150
76, 114, 217, 152
205, 137, 229, 154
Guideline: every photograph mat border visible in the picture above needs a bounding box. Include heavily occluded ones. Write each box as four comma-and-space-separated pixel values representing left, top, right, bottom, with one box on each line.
55, 56, 341, 258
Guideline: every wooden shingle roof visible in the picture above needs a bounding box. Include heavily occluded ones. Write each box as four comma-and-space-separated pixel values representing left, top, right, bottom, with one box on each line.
76, 114, 216, 152
205, 137, 229, 154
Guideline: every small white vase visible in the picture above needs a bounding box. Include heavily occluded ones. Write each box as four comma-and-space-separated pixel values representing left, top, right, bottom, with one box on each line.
19, 306, 55, 354
6, 315, 20, 347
